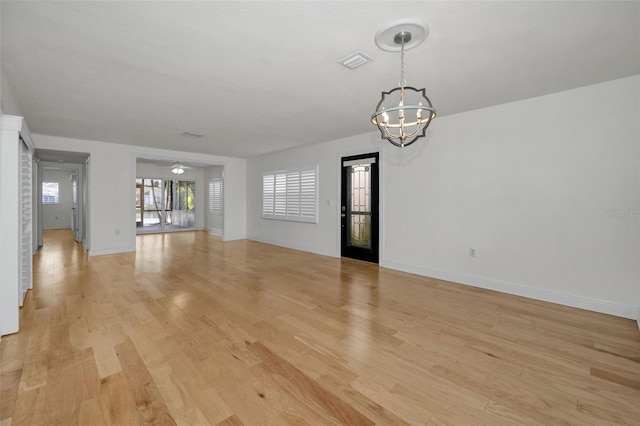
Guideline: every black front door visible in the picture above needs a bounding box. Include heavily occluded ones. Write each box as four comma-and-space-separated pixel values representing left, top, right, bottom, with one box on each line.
341, 153, 379, 263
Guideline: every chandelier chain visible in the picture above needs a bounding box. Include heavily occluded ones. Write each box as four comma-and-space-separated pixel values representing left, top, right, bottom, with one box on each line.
399, 41, 406, 88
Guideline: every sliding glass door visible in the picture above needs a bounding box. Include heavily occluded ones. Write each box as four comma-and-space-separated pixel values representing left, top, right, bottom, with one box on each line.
136, 178, 196, 233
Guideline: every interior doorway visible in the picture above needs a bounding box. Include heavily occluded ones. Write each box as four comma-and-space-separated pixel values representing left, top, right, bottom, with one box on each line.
35, 149, 90, 250
341, 153, 379, 263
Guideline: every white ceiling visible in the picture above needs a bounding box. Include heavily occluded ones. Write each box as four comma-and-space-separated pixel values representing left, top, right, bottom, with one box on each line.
2, 1, 639, 159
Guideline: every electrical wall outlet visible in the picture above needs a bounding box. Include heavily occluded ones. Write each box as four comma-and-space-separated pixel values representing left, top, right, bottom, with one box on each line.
469, 248, 476, 257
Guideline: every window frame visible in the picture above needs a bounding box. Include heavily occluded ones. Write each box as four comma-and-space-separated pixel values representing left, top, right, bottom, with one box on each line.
42, 181, 60, 204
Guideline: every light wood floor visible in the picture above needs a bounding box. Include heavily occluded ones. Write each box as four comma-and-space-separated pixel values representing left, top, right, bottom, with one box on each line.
1, 229, 639, 425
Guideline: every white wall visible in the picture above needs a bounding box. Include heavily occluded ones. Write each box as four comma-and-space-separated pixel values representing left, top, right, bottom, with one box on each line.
0, 67, 20, 116
41, 168, 73, 230
247, 132, 383, 256
383, 75, 639, 319
1, 65, 31, 140
247, 75, 640, 319
33, 134, 247, 255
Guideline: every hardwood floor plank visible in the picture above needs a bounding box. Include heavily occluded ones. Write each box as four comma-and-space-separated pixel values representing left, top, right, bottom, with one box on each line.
147, 362, 212, 426
590, 366, 640, 390
25, 307, 51, 355
428, 362, 601, 425
249, 341, 374, 425
0, 368, 21, 421
17, 352, 48, 392
99, 372, 140, 425
350, 380, 431, 425
576, 399, 640, 426
216, 414, 244, 426
78, 397, 108, 426
316, 373, 411, 426
115, 338, 177, 424
44, 347, 99, 425
1, 229, 639, 424
8, 385, 47, 426
165, 351, 234, 424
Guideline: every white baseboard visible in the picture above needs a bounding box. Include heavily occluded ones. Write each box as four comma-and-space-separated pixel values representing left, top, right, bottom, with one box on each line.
381, 260, 639, 320
207, 227, 223, 235
89, 245, 136, 256
248, 234, 337, 258
222, 233, 247, 242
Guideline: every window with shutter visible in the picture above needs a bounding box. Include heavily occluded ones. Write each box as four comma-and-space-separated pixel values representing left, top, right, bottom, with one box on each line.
209, 178, 223, 215
262, 166, 317, 223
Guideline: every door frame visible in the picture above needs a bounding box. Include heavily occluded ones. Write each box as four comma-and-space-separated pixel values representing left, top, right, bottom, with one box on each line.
136, 183, 144, 227
37, 161, 86, 248
340, 152, 380, 263
71, 169, 80, 242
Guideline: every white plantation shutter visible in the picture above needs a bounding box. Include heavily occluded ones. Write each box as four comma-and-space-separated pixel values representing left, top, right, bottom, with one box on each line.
299, 168, 316, 223
20, 140, 32, 305
286, 171, 300, 220
274, 172, 287, 218
262, 166, 317, 223
208, 181, 214, 212
263, 174, 275, 217
209, 179, 223, 215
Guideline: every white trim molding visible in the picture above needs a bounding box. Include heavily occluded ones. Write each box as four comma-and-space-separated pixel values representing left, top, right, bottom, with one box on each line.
381, 260, 639, 320
89, 245, 136, 257
222, 233, 247, 242
0, 114, 24, 132
0, 114, 26, 335
248, 235, 337, 258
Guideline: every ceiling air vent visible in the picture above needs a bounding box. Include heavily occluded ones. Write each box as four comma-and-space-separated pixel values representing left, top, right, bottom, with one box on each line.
338, 51, 373, 69
182, 131, 204, 138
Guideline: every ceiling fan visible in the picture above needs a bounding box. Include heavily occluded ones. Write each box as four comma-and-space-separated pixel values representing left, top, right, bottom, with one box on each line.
165, 161, 191, 175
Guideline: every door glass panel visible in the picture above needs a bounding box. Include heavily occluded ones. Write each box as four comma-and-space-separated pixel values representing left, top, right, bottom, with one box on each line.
135, 181, 143, 227
136, 178, 197, 233
163, 180, 173, 227
142, 178, 163, 229
170, 180, 196, 228
349, 164, 371, 249
341, 153, 378, 263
